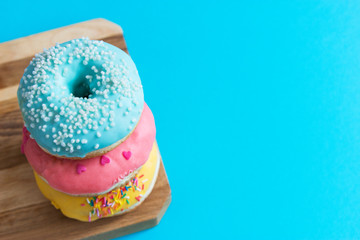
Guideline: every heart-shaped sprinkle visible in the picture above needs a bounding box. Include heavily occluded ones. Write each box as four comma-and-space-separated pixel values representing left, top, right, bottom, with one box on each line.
100, 155, 111, 165
122, 151, 132, 160
22, 129, 29, 144
76, 164, 86, 174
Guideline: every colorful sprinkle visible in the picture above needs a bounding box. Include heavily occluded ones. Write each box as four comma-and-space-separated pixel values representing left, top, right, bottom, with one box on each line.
83, 173, 147, 220
100, 155, 111, 165
122, 151, 132, 160
76, 164, 86, 174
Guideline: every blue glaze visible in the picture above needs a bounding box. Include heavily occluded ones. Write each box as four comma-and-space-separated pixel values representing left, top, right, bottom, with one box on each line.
17, 38, 144, 157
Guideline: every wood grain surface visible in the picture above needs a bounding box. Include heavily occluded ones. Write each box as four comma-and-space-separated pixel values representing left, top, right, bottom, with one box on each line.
0, 19, 171, 240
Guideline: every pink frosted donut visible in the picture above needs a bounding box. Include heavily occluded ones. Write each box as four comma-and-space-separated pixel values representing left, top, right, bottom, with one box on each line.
22, 103, 156, 195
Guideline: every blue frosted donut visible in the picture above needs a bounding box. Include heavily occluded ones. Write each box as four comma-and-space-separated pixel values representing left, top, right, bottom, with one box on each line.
17, 38, 144, 158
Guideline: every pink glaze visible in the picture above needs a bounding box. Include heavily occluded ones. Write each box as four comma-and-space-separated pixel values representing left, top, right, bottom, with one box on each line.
23, 103, 156, 195
21, 126, 29, 154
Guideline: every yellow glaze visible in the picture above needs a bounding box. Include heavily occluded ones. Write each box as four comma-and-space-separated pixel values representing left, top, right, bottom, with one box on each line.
34, 142, 160, 222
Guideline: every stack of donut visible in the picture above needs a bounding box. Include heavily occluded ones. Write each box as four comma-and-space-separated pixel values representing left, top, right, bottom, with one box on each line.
17, 38, 160, 222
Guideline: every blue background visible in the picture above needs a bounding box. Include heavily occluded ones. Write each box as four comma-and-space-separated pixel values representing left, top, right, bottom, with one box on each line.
2, 1, 360, 239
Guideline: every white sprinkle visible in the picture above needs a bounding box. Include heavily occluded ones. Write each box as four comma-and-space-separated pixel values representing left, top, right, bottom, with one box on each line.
94, 144, 99, 149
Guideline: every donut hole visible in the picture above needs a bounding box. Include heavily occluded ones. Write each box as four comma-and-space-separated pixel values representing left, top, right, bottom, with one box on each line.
66, 63, 105, 99
68, 67, 95, 99
72, 80, 91, 98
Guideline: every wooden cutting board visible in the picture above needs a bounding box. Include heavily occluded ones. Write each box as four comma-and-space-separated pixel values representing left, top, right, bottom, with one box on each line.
0, 19, 171, 240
